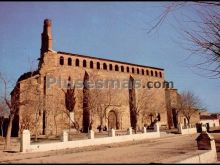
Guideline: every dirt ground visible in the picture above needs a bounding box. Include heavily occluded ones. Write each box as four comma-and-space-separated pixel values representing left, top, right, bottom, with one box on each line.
0, 130, 219, 163
0, 134, 198, 163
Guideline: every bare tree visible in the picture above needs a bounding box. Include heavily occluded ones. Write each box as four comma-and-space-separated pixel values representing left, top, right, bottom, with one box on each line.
0, 72, 33, 149
131, 89, 152, 132
132, 88, 166, 132
0, 101, 8, 137
95, 88, 120, 132
62, 77, 77, 134
178, 90, 205, 125
78, 71, 123, 132
147, 2, 220, 78
79, 86, 120, 132
0, 68, 42, 149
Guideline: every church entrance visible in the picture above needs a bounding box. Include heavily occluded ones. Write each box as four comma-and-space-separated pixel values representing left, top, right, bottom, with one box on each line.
108, 110, 117, 130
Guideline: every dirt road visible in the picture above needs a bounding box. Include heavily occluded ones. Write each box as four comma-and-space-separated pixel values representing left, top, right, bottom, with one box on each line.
0, 134, 200, 163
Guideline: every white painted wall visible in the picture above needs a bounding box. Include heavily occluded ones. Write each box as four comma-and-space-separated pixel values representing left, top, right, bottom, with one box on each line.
21, 125, 160, 153
176, 138, 217, 163
177, 124, 197, 135
176, 150, 217, 163
200, 119, 219, 127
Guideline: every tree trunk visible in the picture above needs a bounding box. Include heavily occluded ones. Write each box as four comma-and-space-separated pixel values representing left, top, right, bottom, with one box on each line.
34, 127, 38, 142
34, 115, 39, 141
5, 115, 14, 150
1, 119, 4, 137
54, 115, 57, 136
186, 117, 190, 127
69, 111, 71, 140
99, 116, 103, 133
134, 114, 139, 134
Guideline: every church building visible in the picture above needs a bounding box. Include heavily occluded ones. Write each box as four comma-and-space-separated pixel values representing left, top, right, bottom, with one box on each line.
11, 19, 181, 136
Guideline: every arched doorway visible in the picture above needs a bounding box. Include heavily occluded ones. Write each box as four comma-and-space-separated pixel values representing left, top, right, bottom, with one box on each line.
108, 110, 117, 129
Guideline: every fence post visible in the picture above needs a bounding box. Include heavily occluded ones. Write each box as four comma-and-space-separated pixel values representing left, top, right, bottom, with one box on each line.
109, 129, 115, 137
154, 122, 160, 132
143, 127, 147, 133
88, 130, 94, 139
20, 129, 31, 153
177, 123, 183, 134
61, 130, 68, 142
127, 127, 132, 135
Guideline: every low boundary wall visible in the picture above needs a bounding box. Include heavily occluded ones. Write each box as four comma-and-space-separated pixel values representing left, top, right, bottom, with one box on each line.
176, 149, 217, 163
176, 131, 217, 163
177, 124, 197, 135
21, 124, 160, 153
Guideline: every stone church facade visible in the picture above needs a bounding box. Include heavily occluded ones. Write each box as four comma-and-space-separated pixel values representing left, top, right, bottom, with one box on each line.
12, 19, 182, 136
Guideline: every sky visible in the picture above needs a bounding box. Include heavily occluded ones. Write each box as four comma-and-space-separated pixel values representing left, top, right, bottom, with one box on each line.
0, 2, 219, 113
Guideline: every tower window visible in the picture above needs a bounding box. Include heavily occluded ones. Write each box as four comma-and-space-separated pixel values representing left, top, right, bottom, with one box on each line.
137, 68, 139, 74
103, 63, 107, 70
90, 61, 93, 69
109, 64, 113, 71
155, 71, 158, 77
75, 59, 79, 67
115, 65, 119, 71
159, 72, 162, 78
121, 66, 124, 72
127, 67, 129, 73
68, 58, 72, 66
142, 69, 144, 75
151, 70, 154, 76
97, 62, 100, 69
83, 60, 87, 68
146, 70, 149, 75
132, 67, 135, 73
60, 56, 64, 65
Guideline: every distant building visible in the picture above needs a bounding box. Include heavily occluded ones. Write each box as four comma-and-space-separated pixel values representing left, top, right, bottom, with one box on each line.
165, 89, 200, 128
200, 113, 220, 127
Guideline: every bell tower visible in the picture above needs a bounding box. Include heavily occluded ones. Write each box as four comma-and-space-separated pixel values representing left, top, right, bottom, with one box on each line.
40, 19, 53, 55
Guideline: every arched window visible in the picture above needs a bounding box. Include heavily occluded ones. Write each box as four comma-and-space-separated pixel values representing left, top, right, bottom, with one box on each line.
142, 69, 144, 75
137, 68, 139, 74
146, 70, 149, 75
68, 58, 72, 66
115, 65, 119, 71
103, 63, 107, 70
97, 62, 100, 69
127, 67, 129, 73
83, 60, 87, 68
155, 71, 158, 77
75, 58, 79, 67
151, 70, 154, 76
121, 66, 124, 72
60, 56, 64, 65
90, 61, 93, 69
132, 67, 135, 73
159, 72, 162, 78
109, 64, 113, 71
